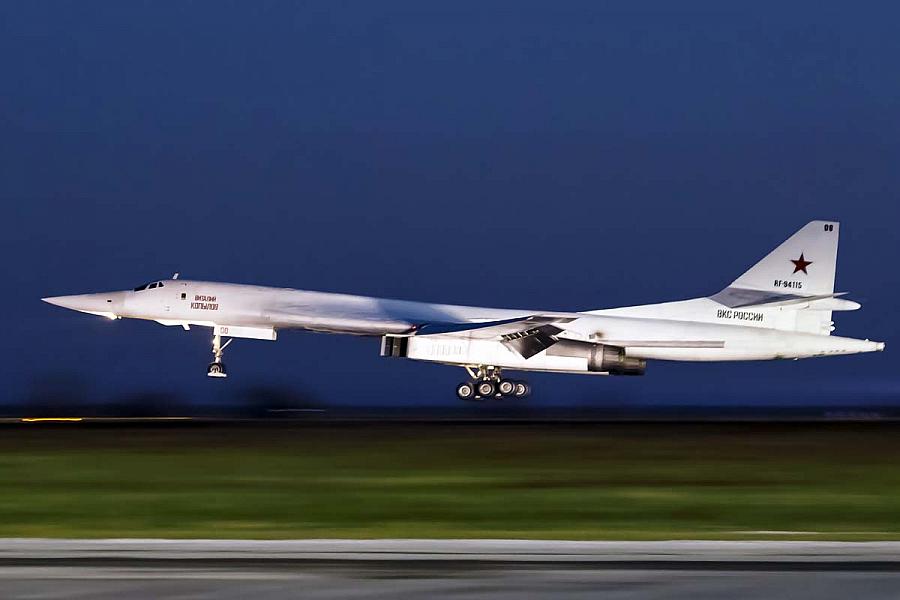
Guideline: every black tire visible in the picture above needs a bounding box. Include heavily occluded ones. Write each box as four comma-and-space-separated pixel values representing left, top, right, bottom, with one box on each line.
476, 380, 497, 397
498, 379, 516, 396
456, 382, 476, 401
207, 362, 227, 376
513, 381, 530, 397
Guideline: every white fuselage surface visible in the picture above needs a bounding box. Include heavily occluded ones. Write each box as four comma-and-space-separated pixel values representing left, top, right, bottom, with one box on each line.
42, 221, 884, 395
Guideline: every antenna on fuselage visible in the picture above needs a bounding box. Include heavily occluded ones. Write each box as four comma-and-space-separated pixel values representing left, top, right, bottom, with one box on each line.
172, 272, 180, 280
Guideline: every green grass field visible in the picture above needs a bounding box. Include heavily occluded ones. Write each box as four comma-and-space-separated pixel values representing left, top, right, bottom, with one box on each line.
0, 423, 897, 540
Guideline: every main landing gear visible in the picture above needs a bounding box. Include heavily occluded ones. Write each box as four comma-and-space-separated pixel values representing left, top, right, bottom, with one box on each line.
455, 366, 530, 401
207, 331, 232, 378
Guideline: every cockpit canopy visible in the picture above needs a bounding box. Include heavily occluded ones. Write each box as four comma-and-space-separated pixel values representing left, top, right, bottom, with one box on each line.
133, 280, 165, 292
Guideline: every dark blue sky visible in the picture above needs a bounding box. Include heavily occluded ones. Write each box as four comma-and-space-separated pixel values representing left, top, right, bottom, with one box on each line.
2, 2, 898, 408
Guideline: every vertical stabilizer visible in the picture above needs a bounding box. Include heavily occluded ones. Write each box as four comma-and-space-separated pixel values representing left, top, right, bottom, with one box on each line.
714, 220, 840, 335
589, 220, 856, 336
729, 220, 839, 296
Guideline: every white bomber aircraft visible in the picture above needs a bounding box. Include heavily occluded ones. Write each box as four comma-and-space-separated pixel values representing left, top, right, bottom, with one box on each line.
43, 221, 883, 400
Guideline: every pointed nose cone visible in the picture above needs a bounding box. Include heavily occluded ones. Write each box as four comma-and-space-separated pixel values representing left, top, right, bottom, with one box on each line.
42, 295, 84, 310
42, 293, 123, 318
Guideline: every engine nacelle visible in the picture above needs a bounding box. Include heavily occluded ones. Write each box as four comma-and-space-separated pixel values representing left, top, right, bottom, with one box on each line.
383, 335, 645, 376
548, 341, 646, 376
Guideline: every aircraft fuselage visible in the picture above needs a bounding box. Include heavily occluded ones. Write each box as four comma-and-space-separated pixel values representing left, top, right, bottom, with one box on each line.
45, 279, 883, 369
41, 221, 886, 396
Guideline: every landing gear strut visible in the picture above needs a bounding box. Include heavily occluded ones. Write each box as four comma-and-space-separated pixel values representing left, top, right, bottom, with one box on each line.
455, 366, 530, 401
207, 331, 232, 378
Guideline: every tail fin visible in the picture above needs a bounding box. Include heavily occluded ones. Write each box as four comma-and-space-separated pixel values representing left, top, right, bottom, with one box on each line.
712, 220, 842, 335
593, 221, 853, 336
729, 220, 839, 296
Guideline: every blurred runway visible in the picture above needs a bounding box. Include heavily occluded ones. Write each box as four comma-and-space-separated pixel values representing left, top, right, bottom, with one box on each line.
4, 564, 900, 599
0, 540, 897, 599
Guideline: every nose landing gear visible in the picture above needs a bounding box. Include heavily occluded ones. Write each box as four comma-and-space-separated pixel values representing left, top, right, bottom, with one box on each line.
207, 331, 232, 378
456, 366, 530, 401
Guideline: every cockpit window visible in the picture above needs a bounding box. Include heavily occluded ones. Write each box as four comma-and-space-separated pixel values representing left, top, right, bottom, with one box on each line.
133, 280, 164, 292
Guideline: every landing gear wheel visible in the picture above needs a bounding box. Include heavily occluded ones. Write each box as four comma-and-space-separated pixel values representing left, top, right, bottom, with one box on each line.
498, 379, 516, 396
476, 380, 497, 398
208, 331, 232, 378
513, 381, 530, 397
456, 382, 476, 401
207, 362, 227, 378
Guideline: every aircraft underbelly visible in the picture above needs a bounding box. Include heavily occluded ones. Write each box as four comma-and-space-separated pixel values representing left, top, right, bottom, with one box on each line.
400, 316, 882, 371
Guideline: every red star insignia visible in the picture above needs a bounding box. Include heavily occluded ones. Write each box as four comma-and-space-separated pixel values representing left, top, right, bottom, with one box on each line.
791, 253, 812, 274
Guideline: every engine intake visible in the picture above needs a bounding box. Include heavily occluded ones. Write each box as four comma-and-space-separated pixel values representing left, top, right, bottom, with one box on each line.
380, 335, 409, 358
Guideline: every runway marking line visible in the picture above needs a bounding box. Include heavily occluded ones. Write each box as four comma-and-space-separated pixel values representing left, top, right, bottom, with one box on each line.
18, 417, 194, 423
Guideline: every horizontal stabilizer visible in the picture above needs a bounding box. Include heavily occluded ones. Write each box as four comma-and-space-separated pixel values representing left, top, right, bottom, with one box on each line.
710, 288, 848, 309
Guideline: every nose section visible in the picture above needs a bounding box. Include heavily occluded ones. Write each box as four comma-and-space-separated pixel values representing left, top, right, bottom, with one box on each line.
42, 294, 89, 311
42, 292, 124, 318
